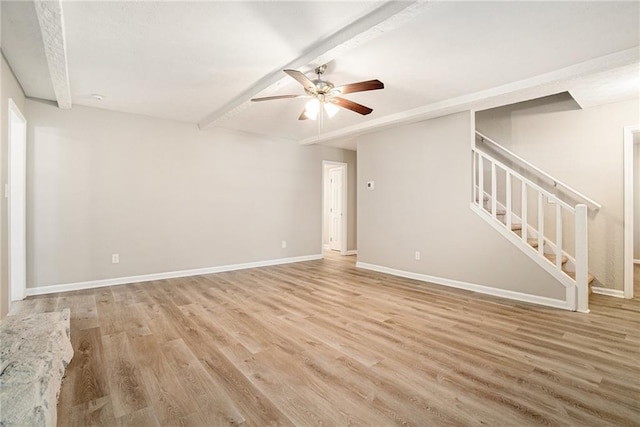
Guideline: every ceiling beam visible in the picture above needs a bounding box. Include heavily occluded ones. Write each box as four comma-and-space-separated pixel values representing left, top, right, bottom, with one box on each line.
300, 48, 640, 145
198, 0, 432, 130
34, 0, 72, 109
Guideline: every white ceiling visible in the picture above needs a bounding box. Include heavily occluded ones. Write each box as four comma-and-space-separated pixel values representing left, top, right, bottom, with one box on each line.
2, 1, 639, 150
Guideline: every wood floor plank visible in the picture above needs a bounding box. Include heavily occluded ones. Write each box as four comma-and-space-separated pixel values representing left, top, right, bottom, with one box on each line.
114, 407, 160, 427
101, 332, 151, 418
141, 283, 294, 425
39, 254, 640, 425
68, 396, 116, 427
127, 333, 199, 423
62, 327, 110, 406
159, 338, 246, 425
57, 294, 99, 331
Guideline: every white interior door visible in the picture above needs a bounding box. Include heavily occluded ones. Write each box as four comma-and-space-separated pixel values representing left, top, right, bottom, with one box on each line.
329, 167, 343, 251
8, 100, 27, 302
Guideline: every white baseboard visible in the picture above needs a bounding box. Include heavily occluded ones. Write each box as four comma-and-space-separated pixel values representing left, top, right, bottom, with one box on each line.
26, 254, 323, 296
345, 250, 358, 256
591, 287, 625, 298
356, 262, 572, 311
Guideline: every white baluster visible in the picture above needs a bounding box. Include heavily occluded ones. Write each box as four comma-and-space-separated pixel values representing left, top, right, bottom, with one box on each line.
478, 154, 484, 209
556, 204, 563, 270
472, 151, 477, 205
575, 204, 589, 312
491, 162, 497, 218
506, 172, 512, 231
538, 192, 544, 256
521, 182, 527, 243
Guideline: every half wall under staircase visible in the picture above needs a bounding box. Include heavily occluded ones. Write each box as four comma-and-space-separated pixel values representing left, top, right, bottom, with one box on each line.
471, 131, 601, 313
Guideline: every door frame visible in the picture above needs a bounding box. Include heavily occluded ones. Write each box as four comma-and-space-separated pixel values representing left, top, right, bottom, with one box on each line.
322, 161, 348, 255
8, 99, 27, 302
623, 125, 639, 299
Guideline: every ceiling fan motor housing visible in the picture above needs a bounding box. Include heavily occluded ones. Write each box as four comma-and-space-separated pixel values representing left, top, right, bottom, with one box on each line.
307, 79, 335, 97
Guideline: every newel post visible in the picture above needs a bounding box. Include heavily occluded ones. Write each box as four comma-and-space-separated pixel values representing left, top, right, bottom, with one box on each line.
574, 204, 589, 313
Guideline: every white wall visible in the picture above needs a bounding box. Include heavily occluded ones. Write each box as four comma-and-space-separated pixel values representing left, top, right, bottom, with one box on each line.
476, 95, 640, 291
26, 99, 356, 289
1, 54, 27, 317
357, 111, 565, 300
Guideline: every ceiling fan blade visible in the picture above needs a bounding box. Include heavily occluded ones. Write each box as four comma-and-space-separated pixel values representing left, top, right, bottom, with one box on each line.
333, 79, 384, 95
298, 109, 309, 120
333, 97, 373, 115
251, 94, 303, 102
284, 69, 316, 92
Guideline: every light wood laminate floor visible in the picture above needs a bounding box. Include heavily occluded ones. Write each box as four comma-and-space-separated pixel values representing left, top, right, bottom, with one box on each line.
12, 256, 640, 426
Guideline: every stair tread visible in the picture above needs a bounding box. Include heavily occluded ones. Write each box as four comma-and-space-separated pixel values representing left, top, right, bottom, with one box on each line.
564, 271, 595, 284
544, 253, 568, 264
480, 201, 506, 215
511, 223, 522, 231
528, 239, 539, 248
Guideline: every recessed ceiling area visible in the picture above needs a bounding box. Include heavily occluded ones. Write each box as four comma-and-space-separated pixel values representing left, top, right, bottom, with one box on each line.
2, 0, 639, 149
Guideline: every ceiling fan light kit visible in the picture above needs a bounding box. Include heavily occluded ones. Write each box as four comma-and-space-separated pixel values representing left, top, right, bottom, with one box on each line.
323, 102, 340, 118
251, 64, 384, 123
303, 98, 340, 121
304, 99, 320, 120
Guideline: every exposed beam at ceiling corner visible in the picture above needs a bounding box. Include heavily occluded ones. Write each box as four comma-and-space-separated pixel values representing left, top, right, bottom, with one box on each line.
198, 0, 433, 130
34, 0, 72, 109
299, 48, 640, 146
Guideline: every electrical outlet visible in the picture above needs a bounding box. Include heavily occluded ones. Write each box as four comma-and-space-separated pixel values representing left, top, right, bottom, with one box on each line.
111, 253, 120, 264
414, 251, 421, 261
367, 181, 375, 190
281, 240, 287, 249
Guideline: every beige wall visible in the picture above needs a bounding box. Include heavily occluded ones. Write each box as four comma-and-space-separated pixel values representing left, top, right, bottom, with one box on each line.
26, 99, 356, 289
635, 136, 640, 260
476, 95, 640, 291
1, 54, 27, 317
357, 111, 565, 300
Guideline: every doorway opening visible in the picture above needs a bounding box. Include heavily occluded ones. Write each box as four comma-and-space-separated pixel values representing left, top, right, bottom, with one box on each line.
8, 99, 27, 303
322, 161, 347, 256
623, 125, 639, 299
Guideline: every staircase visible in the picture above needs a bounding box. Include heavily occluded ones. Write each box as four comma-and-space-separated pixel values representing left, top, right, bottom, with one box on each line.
471, 132, 600, 313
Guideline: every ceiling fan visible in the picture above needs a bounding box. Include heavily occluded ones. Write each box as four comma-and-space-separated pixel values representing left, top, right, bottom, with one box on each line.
251, 64, 384, 121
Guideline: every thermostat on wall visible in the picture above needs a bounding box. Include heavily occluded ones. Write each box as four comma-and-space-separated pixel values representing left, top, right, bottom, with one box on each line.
367, 181, 375, 190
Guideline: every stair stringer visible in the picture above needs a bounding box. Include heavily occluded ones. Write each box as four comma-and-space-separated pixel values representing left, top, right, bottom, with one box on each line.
469, 202, 576, 311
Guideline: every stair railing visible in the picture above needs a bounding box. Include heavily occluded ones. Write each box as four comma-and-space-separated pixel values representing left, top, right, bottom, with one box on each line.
471, 147, 590, 312
476, 131, 601, 212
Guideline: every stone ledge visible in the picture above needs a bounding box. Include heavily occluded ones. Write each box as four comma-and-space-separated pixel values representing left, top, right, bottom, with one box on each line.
0, 309, 74, 426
